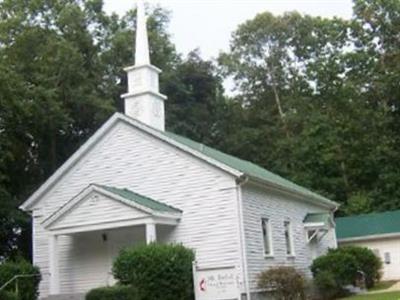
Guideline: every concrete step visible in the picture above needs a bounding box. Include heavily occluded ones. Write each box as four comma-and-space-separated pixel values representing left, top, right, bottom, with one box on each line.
42, 294, 85, 300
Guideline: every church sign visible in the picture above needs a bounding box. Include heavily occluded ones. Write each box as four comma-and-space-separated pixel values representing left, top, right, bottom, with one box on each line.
193, 263, 241, 300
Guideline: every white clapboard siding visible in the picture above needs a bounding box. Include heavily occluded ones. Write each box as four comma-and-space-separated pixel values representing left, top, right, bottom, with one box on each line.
51, 192, 148, 230
32, 121, 240, 297
58, 226, 145, 292
241, 184, 336, 289
32, 213, 50, 295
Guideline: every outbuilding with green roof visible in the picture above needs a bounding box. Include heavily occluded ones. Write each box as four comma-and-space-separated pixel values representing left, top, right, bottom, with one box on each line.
336, 210, 400, 280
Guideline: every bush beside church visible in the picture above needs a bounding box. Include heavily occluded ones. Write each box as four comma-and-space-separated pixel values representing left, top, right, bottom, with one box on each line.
257, 266, 306, 300
253, 246, 382, 300
311, 246, 382, 299
0, 259, 41, 300
86, 243, 195, 300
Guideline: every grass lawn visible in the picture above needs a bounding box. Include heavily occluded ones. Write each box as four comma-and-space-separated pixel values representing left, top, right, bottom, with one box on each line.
341, 291, 400, 300
369, 281, 397, 292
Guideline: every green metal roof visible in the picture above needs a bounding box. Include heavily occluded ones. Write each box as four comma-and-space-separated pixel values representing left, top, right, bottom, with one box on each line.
336, 209, 400, 240
304, 213, 331, 225
96, 184, 181, 214
164, 131, 334, 207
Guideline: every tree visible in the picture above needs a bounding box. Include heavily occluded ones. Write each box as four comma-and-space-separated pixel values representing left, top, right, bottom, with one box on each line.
349, 0, 400, 211
164, 49, 226, 144
0, 0, 181, 259
0, 0, 229, 260
219, 1, 400, 212
100, 4, 179, 111
0, 0, 118, 259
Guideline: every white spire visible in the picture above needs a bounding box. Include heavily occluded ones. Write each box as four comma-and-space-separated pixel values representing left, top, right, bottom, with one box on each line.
135, 0, 150, 65
120, 0, 167, 131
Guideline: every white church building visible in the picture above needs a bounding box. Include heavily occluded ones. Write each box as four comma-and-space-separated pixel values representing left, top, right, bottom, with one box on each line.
20, 2, 339, 299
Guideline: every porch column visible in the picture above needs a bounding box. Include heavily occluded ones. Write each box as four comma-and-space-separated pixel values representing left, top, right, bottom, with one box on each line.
146, 222, 156, 244
49, 234, 60, 295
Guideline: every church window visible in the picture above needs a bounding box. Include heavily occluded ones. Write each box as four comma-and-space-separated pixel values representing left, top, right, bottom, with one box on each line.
384, 252, 391, 264
261, 218, 272, 256
284, 221, 294, 256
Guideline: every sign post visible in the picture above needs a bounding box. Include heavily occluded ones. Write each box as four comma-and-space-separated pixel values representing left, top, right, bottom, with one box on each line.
193, 261, 241, 300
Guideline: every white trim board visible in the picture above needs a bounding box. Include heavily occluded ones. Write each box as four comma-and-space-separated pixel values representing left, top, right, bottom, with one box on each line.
48, 216, 179, 236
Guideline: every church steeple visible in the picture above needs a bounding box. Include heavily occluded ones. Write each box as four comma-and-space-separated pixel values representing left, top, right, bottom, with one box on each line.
135, 0, 150, 65
121, 0, 167, 131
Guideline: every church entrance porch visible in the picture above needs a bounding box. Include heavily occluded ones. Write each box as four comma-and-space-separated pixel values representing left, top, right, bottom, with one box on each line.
48, 224, 169, 295
42, 184, 182, 296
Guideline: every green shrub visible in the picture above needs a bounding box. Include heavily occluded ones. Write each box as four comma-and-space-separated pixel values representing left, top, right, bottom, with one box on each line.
257, 266, 305, 300
311, 250, 359, 286
0, 290, 18, 300
313, 270, 342, 300
311, 251, 359, 299
311, 246, 383, 299
329, 246, 382, 288
0, 259, 41, 300
85, 285, 139, 300
113, 243, 195, 300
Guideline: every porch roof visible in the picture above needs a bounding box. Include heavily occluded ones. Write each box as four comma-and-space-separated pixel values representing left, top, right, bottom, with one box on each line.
303, 212, 333, 228
42, 184, 182, 234
94, 184, 182, 214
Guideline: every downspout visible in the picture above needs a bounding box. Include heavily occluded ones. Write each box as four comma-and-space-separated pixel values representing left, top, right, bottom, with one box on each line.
236, 175, 251, 300
331, 205, 339, 248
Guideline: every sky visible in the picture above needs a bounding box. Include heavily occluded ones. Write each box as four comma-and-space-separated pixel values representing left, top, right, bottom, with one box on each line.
103, 0, 354, 60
